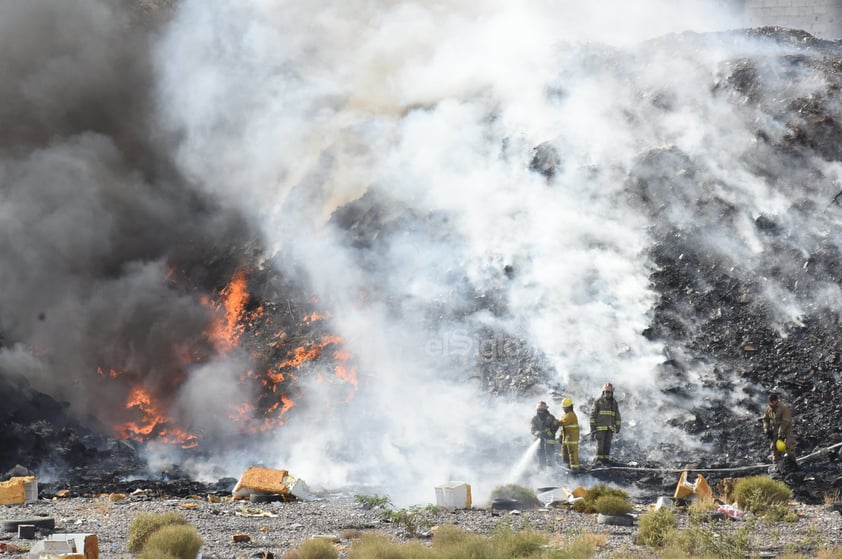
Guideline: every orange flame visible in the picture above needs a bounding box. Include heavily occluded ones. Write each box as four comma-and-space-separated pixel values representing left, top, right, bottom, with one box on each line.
113, 385, 198, 448
206, 270, 264, 352
97, 367, 120, 379
101, 269, 358, 446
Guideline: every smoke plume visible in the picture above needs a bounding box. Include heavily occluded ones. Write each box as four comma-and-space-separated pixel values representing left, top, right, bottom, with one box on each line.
3, 0, 840, 506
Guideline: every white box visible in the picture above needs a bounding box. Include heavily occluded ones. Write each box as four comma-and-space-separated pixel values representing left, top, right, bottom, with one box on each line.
24, 479, 38, 503
283, 476, 312, 501
434, 482, 472, 508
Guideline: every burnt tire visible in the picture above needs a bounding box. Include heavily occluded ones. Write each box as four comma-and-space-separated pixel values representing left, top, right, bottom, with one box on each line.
596, 513, 634, 526
2, 517, 55, 533
249, 492, 283, 503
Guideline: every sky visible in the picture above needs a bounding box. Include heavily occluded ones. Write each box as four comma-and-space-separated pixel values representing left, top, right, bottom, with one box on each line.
2, 0, 840, 506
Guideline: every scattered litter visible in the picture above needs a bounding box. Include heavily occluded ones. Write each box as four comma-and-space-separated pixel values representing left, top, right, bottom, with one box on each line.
536, 487, 567, 506
0, 543, 21, 554
654, 496, 674, 510
235, 505, 278, 518
717, 504, 747, 521
310, 534, 340, 543
28, 533, 98, 559
284, 476, 313, 501
673, 471, 713, 502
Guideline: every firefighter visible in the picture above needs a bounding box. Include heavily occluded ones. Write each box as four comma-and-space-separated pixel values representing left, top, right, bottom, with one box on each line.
589, 382, 621, 465
762, 392, 797, 468
530, 401, 559, 469
558, 397, 580, 472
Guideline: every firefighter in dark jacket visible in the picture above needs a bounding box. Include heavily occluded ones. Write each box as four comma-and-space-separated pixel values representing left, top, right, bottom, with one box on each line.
558, 397, 580, 471
531, 401, 559, 469
762, 392, 797, 466
589, 382, 621, 464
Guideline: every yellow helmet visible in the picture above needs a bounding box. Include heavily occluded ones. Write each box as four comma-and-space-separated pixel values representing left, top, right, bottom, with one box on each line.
775, 439, 787, 453
562, 397, 573, 408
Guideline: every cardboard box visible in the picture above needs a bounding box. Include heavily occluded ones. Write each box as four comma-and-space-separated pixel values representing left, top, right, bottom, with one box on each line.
0, 476, 38, 505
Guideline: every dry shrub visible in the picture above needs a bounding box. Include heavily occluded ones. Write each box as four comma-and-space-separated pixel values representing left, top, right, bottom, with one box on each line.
636, 507, 676, 548
663, 520, 753, 559
339, 529, 363, 540
128, 512, 189, 553
486, 524, 547, 558
594, 495, 633, 516
293, 538, 338, 559
824, 489, 841, 505
139, 524, 203, 559
136, 552, 180, 559
717, 477, 738, 504
553, 532, 607, 559
572, 483, 628, 513
347, 533, 427, 559
731, 475, 793, 515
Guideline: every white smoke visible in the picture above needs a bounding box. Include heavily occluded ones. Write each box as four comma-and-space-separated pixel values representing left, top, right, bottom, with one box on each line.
151, 1, 759, 504
4, 0, 838, 507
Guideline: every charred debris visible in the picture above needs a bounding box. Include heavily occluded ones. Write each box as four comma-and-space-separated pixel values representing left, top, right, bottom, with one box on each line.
1, 27, 842, 503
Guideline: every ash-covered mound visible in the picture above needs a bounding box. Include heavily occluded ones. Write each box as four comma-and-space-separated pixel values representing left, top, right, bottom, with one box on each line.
1, 0, 842, 508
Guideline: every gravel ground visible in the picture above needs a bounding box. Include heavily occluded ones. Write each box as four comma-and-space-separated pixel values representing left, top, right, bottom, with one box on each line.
1, 490, 841, 559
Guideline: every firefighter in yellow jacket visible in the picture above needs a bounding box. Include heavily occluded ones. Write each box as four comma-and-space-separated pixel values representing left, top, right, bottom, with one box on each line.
762, 392, 797, 467
558, 397, 580, 471
589, 382, 621, 464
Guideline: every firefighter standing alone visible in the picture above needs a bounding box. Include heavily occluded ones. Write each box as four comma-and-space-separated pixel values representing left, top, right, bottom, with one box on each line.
558, 397, 580, 471
762, 392, 797, 468
589, 382, 621, 465
531, 401, 559, 469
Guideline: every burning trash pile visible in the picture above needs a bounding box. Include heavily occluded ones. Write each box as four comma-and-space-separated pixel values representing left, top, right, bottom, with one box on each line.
0, 1, 841, 508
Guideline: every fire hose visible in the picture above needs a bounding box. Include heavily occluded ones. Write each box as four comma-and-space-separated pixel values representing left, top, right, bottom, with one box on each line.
588, 440, 842, 474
